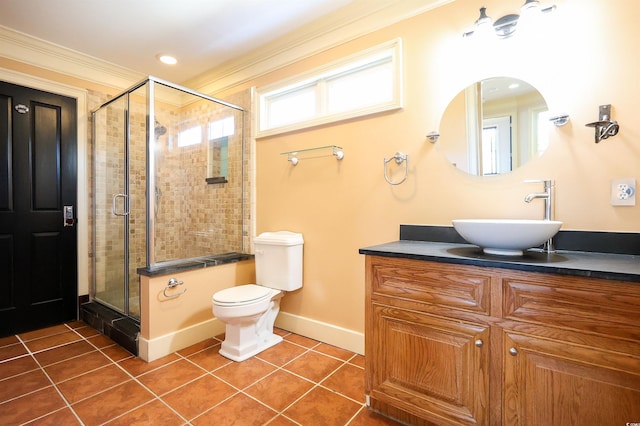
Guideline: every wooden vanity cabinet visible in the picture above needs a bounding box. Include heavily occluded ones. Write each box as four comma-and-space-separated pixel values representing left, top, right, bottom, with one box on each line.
365, 255, 497, 425
501, 272, 640, 425
365, 255, 640, 426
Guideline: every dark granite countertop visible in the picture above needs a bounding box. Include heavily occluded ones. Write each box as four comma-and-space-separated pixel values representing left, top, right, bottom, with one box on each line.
359, 225, 640, 283
137, 252, 253, 277
359, 241, 640, 282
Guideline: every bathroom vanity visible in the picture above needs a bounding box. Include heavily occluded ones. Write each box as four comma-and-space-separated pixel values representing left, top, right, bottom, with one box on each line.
360, 227, 640, 426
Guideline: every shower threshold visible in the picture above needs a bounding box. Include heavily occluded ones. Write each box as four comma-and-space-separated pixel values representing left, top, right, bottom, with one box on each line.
80, 301, 140, 356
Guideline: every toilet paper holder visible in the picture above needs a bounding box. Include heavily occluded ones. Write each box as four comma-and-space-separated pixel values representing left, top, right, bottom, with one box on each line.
163, 278, 187, 299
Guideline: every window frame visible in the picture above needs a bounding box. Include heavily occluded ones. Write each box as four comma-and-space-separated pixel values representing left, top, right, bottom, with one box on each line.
255, 38, 403, 138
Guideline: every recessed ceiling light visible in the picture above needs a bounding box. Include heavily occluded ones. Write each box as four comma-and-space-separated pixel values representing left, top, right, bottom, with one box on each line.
156, 54, 177, 65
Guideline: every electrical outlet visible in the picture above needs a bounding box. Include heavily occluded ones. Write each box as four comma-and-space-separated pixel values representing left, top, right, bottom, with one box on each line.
611, 178, 636, 206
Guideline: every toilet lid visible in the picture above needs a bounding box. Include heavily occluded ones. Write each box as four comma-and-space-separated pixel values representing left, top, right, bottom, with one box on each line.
213, 284, 273, 304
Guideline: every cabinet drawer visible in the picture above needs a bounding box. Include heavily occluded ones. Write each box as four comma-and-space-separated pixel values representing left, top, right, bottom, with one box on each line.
368, 256, 492, 315
503, 272, 640, 340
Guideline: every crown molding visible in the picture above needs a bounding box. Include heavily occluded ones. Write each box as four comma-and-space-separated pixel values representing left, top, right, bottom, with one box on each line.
0, 25, 144, 90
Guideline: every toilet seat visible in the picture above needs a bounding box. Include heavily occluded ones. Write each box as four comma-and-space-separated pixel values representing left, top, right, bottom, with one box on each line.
213, 284, 276, 307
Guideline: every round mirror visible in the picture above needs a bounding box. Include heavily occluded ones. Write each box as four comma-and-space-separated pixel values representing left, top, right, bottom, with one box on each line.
438, 77, 550, 176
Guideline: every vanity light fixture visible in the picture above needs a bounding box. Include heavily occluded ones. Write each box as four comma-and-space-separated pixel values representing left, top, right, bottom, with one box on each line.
463, 1, 556, 39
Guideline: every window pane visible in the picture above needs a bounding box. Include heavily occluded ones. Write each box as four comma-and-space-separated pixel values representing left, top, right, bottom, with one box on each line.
327, 60, 393, 114
265, 87, 316, 129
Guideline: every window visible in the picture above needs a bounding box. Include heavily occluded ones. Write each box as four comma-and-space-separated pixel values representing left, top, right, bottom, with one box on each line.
206, 117, 234, 184
209, 116, 235, 139
256, 38, 402, 137
178, 125, 201, 147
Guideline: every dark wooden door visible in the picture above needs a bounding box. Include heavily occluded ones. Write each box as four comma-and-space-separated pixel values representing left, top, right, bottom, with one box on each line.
0, 81, 77, 336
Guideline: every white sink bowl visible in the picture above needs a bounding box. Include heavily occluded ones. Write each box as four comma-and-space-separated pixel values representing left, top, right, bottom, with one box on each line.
452, 219, 562, 256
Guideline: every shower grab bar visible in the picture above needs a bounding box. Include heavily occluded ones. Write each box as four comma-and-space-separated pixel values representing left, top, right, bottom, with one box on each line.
163, 278, 187, 299
112, 193, 130, 216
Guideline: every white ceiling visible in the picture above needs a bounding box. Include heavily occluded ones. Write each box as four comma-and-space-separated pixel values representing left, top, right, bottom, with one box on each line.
0, 0, 362, 83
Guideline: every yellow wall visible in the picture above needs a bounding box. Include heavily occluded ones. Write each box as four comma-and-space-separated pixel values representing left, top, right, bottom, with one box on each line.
228, 0, 640, 336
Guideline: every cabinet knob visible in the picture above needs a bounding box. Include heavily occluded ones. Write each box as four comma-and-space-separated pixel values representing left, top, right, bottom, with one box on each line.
509, 347, 518, 356
474, 339, 484, 347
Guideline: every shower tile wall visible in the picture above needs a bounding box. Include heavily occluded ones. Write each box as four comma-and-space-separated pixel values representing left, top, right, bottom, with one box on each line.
153, 93, 247, 262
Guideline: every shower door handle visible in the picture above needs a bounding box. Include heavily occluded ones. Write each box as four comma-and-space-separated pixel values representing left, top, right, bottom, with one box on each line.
112, 193, 130, 216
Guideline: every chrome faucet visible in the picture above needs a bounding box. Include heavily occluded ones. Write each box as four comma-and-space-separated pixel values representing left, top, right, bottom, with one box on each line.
524, 179, 555, 253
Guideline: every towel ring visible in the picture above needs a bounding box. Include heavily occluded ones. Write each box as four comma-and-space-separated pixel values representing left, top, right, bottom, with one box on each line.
383, 152, 409, 185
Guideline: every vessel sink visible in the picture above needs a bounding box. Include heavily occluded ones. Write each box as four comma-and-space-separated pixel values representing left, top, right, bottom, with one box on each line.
452, 219, 563, 256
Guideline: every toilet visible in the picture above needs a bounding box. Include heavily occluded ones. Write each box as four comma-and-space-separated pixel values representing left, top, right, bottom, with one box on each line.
212, 231, 303, 362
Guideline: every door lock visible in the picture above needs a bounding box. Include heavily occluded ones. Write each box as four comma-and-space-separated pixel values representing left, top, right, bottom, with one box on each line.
64, 205, 74, 227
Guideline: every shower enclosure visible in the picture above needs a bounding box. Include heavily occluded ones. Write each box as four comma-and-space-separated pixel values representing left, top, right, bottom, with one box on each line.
92, 77, 247, 320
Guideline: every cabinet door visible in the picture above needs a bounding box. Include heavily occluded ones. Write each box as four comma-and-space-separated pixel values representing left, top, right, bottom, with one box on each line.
503, 331, 640, 426
369, 304, 489, 425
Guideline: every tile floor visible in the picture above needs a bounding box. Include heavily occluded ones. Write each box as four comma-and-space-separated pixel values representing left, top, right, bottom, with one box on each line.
0, 321, 402, 425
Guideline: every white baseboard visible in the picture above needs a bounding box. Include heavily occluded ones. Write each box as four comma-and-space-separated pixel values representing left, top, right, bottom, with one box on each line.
138, 318, 226, 362
275, 312, 364, 355
138, 311, 365, 361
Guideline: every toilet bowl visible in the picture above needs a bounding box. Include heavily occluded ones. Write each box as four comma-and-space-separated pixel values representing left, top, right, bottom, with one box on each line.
213, 284, 284, 361
212, 231, 303, 362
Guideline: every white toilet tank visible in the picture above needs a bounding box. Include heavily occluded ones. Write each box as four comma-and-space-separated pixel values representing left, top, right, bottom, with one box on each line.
254, 231, 303, 291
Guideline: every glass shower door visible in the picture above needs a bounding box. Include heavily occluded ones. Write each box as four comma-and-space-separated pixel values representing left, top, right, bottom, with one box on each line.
92, 82, 149, 320
93, 95, 128, 315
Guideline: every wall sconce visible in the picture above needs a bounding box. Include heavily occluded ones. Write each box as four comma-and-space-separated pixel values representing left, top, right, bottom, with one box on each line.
585, 105, 620, 143
463, 1, 556, 38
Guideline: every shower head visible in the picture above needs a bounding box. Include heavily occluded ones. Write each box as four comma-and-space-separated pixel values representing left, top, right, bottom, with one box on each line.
154, 119, 167, 137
